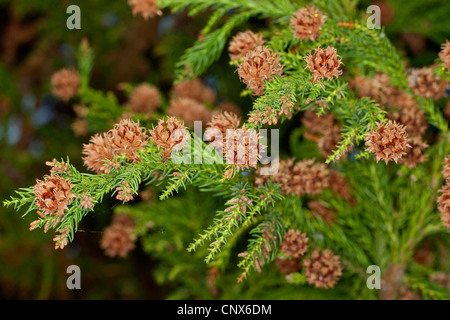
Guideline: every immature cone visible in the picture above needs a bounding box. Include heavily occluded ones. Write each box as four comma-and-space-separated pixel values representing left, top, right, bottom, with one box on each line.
80, 194, 94, 209
303, 249, 343, 289
149, 116, 189, 161
51, 68, 80, 102
439, 40, 450, 72
46, 158, 70, 175
167, 97, 212, 126
228, 30, 265, 61
100, 214, 136, 258
408, 66, 447, 100
437, 185, 450, 230
128, 0, 162, 20
305, 46, 343, 83
116, 181, 134, 202
237, 46, 283, 96
128, 83, 161, 116
82, 132, 117, 174
365, 120, 411, 165
109, 119, 149, 161
171, 78, 216, 105
290, 6, 327, 41
399, 135, 428, 169
33, 175, 76, 217
280, 229, 309, 258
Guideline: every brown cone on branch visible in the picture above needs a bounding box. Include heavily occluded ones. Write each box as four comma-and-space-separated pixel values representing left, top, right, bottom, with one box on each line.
365, 120, 411, 165
302, 249, 343, 289
228, 30, 265, 61
305, 46, 343, 83
290, 6, 327, 41
280, 229, 309, 258
237, 46, 283, 96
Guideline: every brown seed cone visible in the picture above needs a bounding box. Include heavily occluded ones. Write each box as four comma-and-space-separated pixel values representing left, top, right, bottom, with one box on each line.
305, 46, 343, 83
350, 73, 394, 108
307, 200, 336, 224
229, 30, 265, 61
442, 156, 450, 183
237, 46, 283, 96
408, 66, 447, 100
388, 104, 428, 137
365, 120, 411, 165
82, 132, 117, 174
290, 159, 330, 195
290, 6, 327, 41
205, 111, 241, 153
109, 119, 149, 161
206, 111, 241, 136
171, 78, 216, 105
275, 257, 302, 274
51, 68, 80, 102
167, 97, 212, 126
439, 40, 450, 72
303, 249, 343, 289
301, 109, 335, 140
149, 116, 189, 161
399, 135, 428, 168
33, 175, 76, 217
437, 184, 450, 230
224, 125, 265, 170
280, 229, 309, 258
128, 83, 161, 116
128, 0, 162, 20
53, 226, 70, 250
266, 158, 330, 196
100, 214, 135, 258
